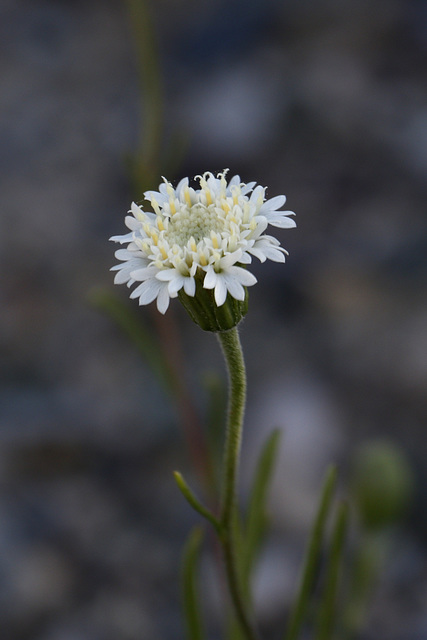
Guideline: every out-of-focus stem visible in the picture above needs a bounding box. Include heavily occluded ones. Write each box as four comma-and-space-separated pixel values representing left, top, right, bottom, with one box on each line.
124, 0, 163, 192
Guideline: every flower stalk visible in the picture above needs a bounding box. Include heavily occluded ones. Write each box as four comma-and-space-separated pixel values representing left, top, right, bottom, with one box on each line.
217, 327, 261, 640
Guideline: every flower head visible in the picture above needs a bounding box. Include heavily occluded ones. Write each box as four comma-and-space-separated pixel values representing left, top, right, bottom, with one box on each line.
110, 170, 295, 328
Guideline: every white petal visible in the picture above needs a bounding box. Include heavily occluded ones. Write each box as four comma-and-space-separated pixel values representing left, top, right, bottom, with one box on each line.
265, 214, 296, 229
110, 232, 134, 244
156, 269, 177, 281
125, 215, 141, 230
240, 181, 256, 195
130, 278, 162, 304
131, 266, 159, 281
249, 185, 264, 203
239, 252, 252, 264
207, 174, 220, 193
223, 275, 245, 301
176, 177, 189, 197
130, 202, 142, 218
203, 268, 217, 289
114, 248, 133, 261
260, 195, 286, 211
156, 285, 171, 314
250, 217, 268, 238
248, 247, 267, 262
183, 277, 196, 296
145, 189, 168, 204
228, 175, 241, 188
114, 269, 132, 285
214, 277, 227, 306
228, 266, 257, 286
259, 247, 287, 262
126, 242, 140, 252
168, 275, 185, 295
219, 250, 242, 270
129, 282, 145, 299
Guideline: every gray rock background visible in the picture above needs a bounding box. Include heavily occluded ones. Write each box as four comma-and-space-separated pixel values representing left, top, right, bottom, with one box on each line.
1, 0, 427, 638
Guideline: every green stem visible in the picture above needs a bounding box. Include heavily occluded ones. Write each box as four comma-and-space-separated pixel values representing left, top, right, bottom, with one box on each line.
124, 0, 164, 192
217, 328, 261, 640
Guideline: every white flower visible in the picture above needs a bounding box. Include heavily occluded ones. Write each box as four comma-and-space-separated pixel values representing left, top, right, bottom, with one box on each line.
110, 170, 295, 314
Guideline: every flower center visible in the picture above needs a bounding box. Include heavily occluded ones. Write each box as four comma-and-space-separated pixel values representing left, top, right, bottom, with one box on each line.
167, 204, 224, 246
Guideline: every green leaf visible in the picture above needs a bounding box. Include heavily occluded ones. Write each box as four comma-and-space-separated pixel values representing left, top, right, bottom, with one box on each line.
284, 466, 337, 640
242, 429, 281, 598
225, 431, 281, 640
338, 529, 386, 640
174, 471, 221, 533
182, 527, 205, 640
315, 501, 349, 640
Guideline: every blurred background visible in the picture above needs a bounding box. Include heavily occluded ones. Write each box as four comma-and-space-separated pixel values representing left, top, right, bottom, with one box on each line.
1, 0, 427, 638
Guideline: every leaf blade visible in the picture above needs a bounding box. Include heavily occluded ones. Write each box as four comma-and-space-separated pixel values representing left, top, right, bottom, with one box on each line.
242, 429, 281, 598
182, 526, 205, 640
284, 465, 337, 640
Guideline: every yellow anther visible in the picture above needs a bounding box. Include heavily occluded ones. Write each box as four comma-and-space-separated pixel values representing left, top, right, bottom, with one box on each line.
222, 199, 230, 213
165, 181, 175, 197
184, 187, 192, 208
151, 198, 161, 216
169, 199, 176, 215
211, 232, 219, 249
243, 203, 250, 223
189, 237, 197, 252
218, 169, 229, 191
205, 189, 213, 205
159, 244, 168, 260
157, 217, 165, 231
199, 253, 207, 266
151, 230, 158, 245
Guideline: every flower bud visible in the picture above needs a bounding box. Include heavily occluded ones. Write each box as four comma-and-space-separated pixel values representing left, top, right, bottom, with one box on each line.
178, 274, 248, 332
351, 441, 414, 531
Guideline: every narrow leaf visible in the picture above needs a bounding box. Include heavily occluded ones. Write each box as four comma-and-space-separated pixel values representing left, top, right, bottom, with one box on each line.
174, 471, 220, 532
284, 466, 337, 640
242, 429, 281, 596
227, 431, 281, 640
182, 526, 205, 640
340, 531, 387, 639
315, 501, 349, 640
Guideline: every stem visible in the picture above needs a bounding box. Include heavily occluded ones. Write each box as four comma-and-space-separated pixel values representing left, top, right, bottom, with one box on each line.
124, 0, 164, 192
217, 328, 261, 640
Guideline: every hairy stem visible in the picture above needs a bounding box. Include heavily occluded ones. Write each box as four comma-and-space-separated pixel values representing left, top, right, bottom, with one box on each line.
217, 328, 261, 640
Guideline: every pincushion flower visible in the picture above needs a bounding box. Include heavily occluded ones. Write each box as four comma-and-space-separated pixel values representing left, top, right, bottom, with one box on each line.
110, 170, 295, 328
